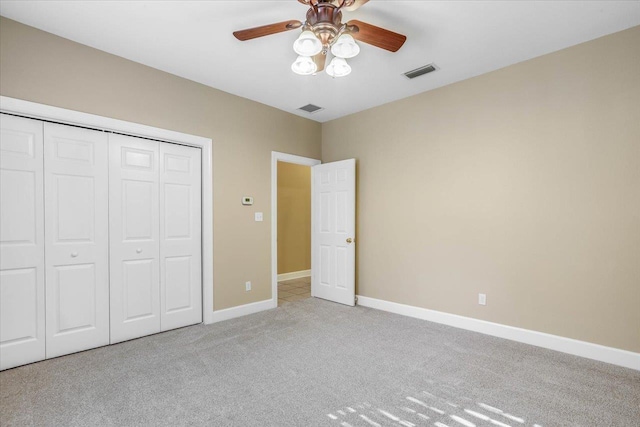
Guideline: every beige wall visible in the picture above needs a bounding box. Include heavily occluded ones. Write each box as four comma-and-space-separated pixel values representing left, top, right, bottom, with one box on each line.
277, 162, 311, 274
0, 17, 322, 310
322, 26, 640, 352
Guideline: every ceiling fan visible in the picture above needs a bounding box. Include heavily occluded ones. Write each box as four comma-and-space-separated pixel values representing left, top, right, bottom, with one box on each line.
233, 0, 407, 77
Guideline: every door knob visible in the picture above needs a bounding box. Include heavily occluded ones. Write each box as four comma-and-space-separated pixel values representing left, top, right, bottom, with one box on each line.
71, 252, 78, 258
346, 238, 354, 244
136, 248, 142, 253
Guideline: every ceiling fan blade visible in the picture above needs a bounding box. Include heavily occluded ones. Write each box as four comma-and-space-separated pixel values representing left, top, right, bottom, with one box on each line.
312, 53, 327, 73
347, 20, 407, 52
344, 0, 369, 12
233, 20, 302, 41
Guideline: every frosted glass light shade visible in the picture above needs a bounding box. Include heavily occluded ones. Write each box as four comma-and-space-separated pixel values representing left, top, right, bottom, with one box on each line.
330, 34, 360, 59
293, 30, 323, 56
326, 57, 351, 77
291, 55, 317, 75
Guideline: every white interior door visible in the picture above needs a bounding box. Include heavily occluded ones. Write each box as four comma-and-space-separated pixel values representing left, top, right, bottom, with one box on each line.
159, 143, 202, 331
311, 159, 356, 306
0, 114, 46, 370
44, 123, 109, 358
109, 133, 160, 343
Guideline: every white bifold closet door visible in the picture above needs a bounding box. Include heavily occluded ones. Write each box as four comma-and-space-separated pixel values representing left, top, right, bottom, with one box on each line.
43, 123, 110, 358
109, 134, 201, 344
1, 114, 203, 368
109, 134, 161, 343
0, 114, 46, 370
159, 142, 202, 331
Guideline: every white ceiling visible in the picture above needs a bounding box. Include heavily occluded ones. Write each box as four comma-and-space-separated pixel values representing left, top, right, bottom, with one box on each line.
1, 1, 639, 122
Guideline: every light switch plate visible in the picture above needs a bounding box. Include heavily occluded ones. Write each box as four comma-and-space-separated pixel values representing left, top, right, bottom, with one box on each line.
255, 212, 263, 222
478, 293, 487, 306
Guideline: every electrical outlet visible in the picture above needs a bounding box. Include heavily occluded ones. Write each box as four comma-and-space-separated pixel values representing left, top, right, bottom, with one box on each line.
255, 212, 263, 222
245, 281, 251, 292
478, 293, 487, 306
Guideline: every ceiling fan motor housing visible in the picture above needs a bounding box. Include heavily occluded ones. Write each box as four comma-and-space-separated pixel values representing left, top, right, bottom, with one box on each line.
305, 2, 345, 48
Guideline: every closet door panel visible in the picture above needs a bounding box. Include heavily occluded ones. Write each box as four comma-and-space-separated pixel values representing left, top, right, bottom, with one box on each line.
109, 134, 160, 343
160, 144, 202, 331
44, 123, 109, 358
0, 114, 45, 370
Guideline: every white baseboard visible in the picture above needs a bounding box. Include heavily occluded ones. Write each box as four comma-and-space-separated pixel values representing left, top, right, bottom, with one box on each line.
277, 269, 311, 281
357, 295, 640, 371
210, 299, 276, 323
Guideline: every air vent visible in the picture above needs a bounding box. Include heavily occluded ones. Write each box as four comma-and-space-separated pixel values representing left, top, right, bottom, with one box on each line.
298, 104, 324, 113
404, 63, 438, 79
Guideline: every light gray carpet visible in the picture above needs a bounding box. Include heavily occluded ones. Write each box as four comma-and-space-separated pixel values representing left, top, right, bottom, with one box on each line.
1, 298, 639, 426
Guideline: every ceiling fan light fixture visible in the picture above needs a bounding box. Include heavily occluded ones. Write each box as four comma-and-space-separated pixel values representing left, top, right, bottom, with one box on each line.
233, 1, 407, 79
326, 57, 351, 78
291, 55, 318, 75
293, 30, 323, 56
330, 34, 360, 58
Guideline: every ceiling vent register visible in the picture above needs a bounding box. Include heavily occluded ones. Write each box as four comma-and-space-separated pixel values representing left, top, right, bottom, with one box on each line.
404, 63, 438, 79
298, 104, 324, 113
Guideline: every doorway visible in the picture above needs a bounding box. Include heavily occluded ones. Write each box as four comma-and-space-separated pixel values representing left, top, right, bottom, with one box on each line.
271, 152, 321, 306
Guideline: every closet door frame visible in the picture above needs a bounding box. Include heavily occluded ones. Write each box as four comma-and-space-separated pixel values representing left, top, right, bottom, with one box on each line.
0, 96, 215, 325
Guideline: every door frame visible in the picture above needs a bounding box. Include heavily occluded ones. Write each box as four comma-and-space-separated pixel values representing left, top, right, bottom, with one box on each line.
271, 151, 320, 306
0, 96, 215, 324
